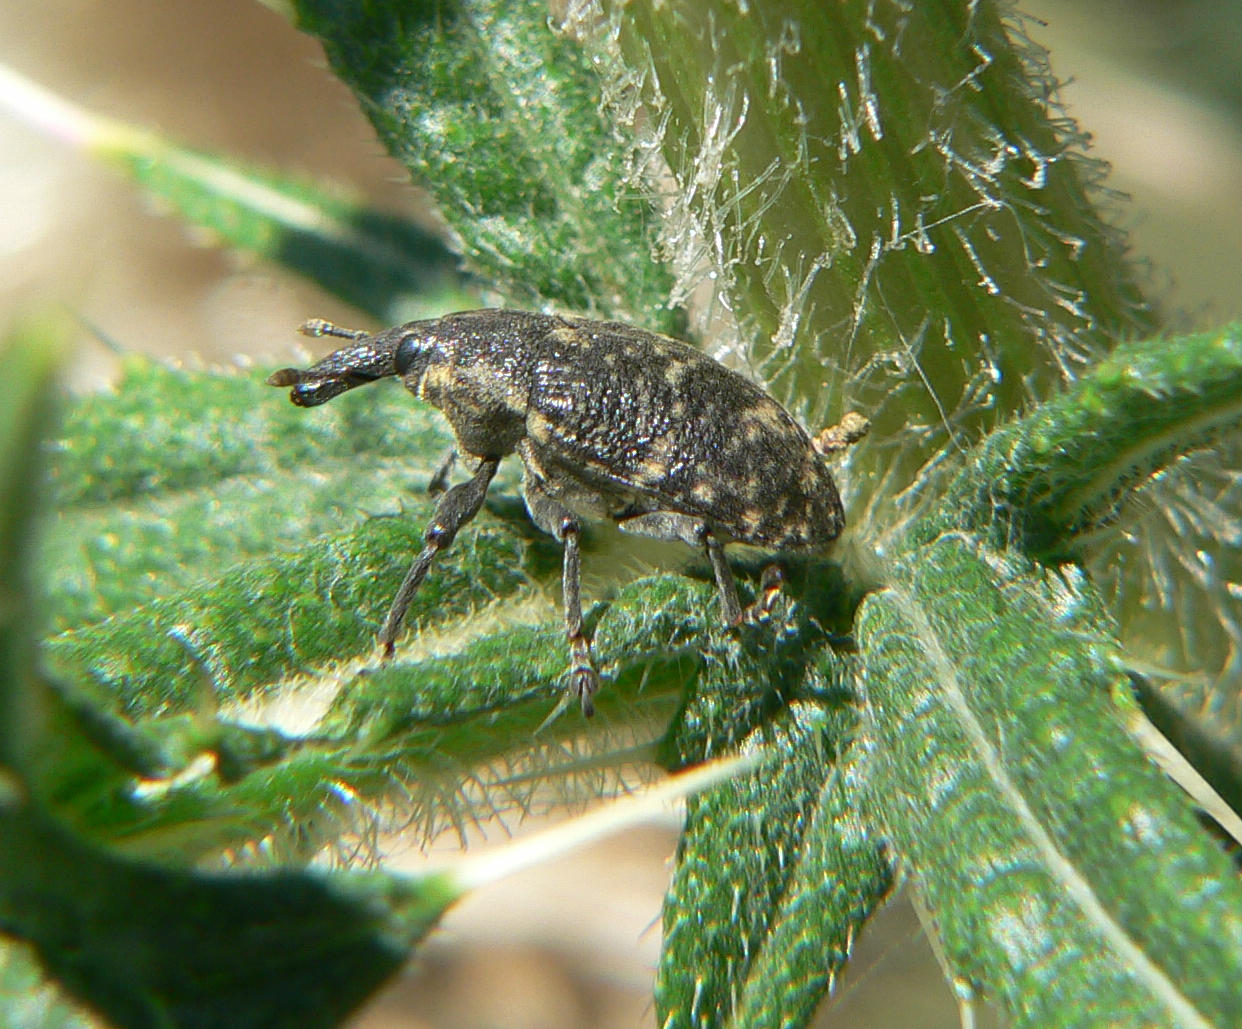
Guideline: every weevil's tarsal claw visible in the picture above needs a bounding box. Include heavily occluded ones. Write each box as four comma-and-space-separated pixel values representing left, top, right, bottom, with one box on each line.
568, 649, 599, 718
739, 564, 785, 624
814, 411, 871, 457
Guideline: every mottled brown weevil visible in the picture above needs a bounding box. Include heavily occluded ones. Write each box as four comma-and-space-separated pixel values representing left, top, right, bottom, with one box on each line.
268, 309, 866, 716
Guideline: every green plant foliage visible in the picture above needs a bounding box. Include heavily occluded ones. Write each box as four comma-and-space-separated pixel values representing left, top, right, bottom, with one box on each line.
858, 533, 1242, 1028
657, 702, 893, 1029
99, 138, 472, 323
925, 324, 1242, 789
594, 0, 1153, 498
0, 63, 475, 322
290, 0, 682, 333
0, 804, 457, 1029
0, 329, 461, 1029
7, 1, 1242, 1027
932, 324, 1242, 556
3, 334, 754, 1029
0, 317, 64, 773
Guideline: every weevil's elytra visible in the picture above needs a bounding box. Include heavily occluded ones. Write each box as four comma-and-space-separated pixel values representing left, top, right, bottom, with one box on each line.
268, 309, 861, 716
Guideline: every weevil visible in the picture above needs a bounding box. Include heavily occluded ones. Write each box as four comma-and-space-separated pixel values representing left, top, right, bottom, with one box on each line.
268, 309, 865, 716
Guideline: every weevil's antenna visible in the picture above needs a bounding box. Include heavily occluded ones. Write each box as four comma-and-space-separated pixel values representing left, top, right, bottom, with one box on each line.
299, 319, 370, 341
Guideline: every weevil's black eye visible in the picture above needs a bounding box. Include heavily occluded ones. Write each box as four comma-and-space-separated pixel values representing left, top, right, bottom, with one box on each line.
395, 334, 421, 377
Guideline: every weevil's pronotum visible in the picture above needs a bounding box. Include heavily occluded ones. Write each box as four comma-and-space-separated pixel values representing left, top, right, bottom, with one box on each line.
268, 310, 865, 716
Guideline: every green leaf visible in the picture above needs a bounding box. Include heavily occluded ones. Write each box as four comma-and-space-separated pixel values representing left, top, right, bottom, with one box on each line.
99, 140, 472, 324
11, 5, 1242, 1026
0, 803, 458, 1029
0, 324, 459, 1029
857, 533, 1242, 1028
934, 324, 1242, 556
0, 317, 64, 774
289, 0, 681, 332
591, 0, 1154, 502
927, 324, 1242, 809
42, 358, 463, 630
0, 63, 472, 323
656, 701, 894, 1029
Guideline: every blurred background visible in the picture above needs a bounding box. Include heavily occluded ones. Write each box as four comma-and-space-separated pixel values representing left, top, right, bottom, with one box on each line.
1, 1, 1239, 1026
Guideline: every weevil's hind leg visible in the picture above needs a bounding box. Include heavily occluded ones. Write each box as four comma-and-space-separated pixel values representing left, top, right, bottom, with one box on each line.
523, 483, 598, 716
741, 564, 785, 624
378, 456, 500, 658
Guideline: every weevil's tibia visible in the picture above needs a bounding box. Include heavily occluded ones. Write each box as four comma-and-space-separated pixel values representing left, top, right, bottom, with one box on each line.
378, 456, 500, 658
524, 483, 600, 716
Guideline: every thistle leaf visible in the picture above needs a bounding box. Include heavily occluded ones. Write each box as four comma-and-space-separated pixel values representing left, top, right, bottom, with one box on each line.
0, 63, 471, 323
656, 700, 894, 1029
858, 533, 1242, 1028
585, 0, 1154, 507
289, 0, 681, 332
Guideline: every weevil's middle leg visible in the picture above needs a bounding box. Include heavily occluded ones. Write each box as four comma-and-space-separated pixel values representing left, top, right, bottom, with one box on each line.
615, 512, 744, 629
523, 483, 599, 716
702, 530, 743, 627
379, 456, 499, 658
559, 521, 598, 717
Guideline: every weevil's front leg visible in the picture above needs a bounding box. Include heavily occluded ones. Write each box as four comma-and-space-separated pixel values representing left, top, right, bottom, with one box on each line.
427, 449, 458, 497
379, 456, 500, 658
523, 483, 598, 716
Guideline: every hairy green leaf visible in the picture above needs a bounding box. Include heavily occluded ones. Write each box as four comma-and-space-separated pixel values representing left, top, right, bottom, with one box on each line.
934, 324, 1242, 556
10, 2, 1242, 1025
0, 326, 460, 1029
589, 0, 1153, 501
0, 804, 457, 1029
657, 700, 893, 1029
290, 0, 680, 331
858, 533, 1242, 1028
43, 360, 464, 630
0, 63, 470, 323
925, 324, 1242, 815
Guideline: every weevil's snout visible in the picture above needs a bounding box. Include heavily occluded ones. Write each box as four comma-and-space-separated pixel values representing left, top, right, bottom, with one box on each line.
266, 367, 374, 407
268, 320, 401, 407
